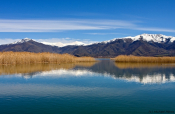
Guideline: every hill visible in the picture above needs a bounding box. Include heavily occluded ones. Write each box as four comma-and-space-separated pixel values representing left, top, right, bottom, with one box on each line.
0, 34, 175, 57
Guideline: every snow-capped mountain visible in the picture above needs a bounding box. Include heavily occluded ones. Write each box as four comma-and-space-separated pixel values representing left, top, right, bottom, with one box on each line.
124, 33, 175, 43
11, 38, 33, 44
5, 34, 175, 47
100, 34, 175, 44
6, 38, 86, 47
1, 34, 175, 57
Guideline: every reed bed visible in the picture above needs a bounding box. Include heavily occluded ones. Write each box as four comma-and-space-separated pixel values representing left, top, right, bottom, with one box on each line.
113, 55, 175, 63
0, 52, 96, 65
114, 62, 175, 69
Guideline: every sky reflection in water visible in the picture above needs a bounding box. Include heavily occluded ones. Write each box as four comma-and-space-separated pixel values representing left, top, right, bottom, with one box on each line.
1, 59, 175, 84
0, 59, 175, 114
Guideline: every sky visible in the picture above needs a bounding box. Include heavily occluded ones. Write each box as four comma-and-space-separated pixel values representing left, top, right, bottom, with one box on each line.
0, 0, 175, 44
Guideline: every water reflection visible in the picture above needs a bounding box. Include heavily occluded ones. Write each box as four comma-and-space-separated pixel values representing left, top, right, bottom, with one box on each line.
1, 60, 175, 114
74, 60, 175, 84
1, 59, 175, 84
0, 62, 96, 75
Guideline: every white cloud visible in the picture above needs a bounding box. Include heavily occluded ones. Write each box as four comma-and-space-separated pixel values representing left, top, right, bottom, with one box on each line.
36, 37, 96, 44
0, 19, 174, 33
36, 38, 97, 47
135, 27, 175, 32
0, 38, 21, 45
0, 19, 130, 32
36, 38, 76, 43
85, 33, 122, 35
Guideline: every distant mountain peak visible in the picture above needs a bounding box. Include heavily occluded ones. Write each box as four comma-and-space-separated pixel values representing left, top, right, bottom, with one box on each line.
12, 38, 33, 44
1, 33, 175, 57
94, 34, 175, 45
124, 33, 175, 43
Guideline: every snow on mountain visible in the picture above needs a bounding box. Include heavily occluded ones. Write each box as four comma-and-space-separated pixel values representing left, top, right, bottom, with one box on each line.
99, 34, 175, 44
3, 34, 175, 47
37, 34, 175, 47
5, 38, 86, 47
124, 33, 175, 43
42, 41, 86, 47
11, 38, 33, 44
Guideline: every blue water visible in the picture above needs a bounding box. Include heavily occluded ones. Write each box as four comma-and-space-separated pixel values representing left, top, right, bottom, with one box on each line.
0, 59, 175, 114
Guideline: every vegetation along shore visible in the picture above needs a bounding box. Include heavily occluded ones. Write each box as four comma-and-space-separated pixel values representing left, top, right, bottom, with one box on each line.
0, 52, 96, 65
113, 55, 175, 63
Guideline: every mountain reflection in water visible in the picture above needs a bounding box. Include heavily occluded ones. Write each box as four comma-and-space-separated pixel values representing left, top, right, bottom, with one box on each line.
1, 59, 175, 84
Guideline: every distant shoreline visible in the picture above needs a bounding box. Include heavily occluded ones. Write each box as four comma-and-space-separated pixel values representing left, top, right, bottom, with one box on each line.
112, 55, 175, 63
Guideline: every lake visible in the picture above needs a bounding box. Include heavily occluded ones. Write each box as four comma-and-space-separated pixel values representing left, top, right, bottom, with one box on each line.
0, 59, 175, 114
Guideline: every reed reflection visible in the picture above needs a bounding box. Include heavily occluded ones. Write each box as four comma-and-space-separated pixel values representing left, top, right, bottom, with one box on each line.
0, 62, 96, 75
1, 59, 175, 84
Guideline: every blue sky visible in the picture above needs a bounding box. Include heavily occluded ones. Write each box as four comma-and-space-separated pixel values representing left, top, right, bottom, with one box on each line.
0, 0, 175, 44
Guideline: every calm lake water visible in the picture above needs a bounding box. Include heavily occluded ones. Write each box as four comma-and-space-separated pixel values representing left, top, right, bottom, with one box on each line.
0, 59, 175, 114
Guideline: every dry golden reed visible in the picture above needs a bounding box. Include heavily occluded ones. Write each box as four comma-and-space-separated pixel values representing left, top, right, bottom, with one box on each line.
0, 52, 96, 65
114, 62, 175, 69
113, 55, 175, 63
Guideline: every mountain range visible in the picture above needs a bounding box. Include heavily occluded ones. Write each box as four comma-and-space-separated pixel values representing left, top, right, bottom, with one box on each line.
1, 34, 175, 57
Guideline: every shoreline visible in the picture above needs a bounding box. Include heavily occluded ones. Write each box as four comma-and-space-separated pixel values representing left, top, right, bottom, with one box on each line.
112, 55, 175, 63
